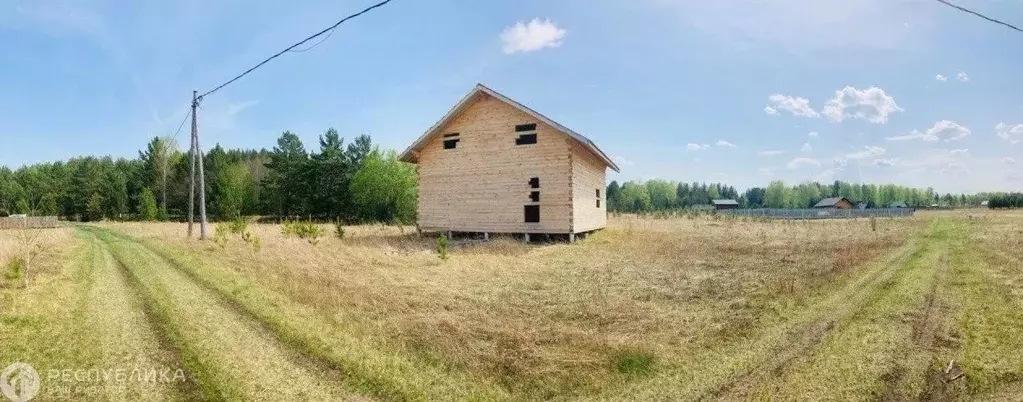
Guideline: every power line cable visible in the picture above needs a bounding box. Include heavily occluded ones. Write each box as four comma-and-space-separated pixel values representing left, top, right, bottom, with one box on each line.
171, 109, 192, 141
198, 0, 392, 100
932, 0, 1022, 33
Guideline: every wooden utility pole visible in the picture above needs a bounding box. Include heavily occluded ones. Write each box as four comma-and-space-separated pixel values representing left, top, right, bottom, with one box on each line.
187, 90, 209, 239
187, 93, 196, 237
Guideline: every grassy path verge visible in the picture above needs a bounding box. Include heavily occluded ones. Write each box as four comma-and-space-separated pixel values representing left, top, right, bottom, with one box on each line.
87, 228, 355, 400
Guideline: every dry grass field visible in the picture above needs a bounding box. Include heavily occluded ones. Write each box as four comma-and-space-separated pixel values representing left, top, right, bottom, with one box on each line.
2, 211, 1022, 400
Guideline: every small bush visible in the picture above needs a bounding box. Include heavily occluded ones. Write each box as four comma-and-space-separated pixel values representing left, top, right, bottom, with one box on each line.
229, 217, 248, 234
213, 224, 231, 248
611, 348, 656, 376
5, 256, 24, 281
870, 216, 878, 232
282, 220, 322, 244
241, 231, 261, 251
334, 221, 346, 239
436, 234, 450, 260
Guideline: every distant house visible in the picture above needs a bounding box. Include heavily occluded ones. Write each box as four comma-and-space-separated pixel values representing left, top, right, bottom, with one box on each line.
855, 202, 867, 210
814, 197, 853, 209
889, 201, 908, 208
980, 200, 989, 207
712, 199, 739, 210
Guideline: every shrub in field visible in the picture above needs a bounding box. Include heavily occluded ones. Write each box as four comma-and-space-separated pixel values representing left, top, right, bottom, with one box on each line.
436, 233, 450, 260
334, 221, 346, 239
213, 224, 231, 248
215, 218, 260, 250
4, 256, 24, 283
282, 220, 322, 244
870, 216, 878, 232
611, 348, 656, 376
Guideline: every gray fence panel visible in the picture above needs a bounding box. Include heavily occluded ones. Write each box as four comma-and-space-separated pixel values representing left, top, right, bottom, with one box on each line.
720, 208, 914, 219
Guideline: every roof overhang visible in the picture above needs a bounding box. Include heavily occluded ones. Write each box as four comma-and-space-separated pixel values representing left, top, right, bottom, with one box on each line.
398, 83, 620, 172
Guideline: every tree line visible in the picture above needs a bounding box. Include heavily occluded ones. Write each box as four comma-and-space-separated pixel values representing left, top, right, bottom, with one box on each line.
604, 179, 1007, 213
0, 129, 416, 223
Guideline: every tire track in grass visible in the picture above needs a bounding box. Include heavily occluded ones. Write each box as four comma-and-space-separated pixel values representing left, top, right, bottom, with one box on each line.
83, 233, 203, 400
613, 223, 930, 401
93, 225, 511, 401
729, 219, 955, 400
94, 229, 357, 400
704, 230, 933, 401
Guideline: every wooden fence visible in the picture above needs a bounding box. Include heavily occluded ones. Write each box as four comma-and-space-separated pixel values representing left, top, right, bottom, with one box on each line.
0, 216, 59, 230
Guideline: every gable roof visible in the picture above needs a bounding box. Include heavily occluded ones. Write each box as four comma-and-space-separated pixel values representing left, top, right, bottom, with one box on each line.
814, 197, 850, 208
712, 199, 738, 206
398, 83, 620, 172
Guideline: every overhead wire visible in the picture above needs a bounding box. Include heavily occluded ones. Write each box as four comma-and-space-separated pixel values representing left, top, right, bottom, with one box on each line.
197, 0, 393, 100
931, 0, 1022, 33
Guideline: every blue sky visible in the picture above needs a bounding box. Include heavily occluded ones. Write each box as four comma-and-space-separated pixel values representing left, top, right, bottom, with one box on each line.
1, 0, 1021, 193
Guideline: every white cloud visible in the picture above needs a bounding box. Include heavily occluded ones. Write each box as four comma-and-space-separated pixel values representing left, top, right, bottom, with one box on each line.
758, 167, 774, 176
845, 145, 886, 159
996, 122, 1023, 143
612, 155, 634, 168
765, 94, 818, 118
949, 149, 969, 157
787, 157, 821, 169
821, 86, 903, 124
500, 19, 566, 54
686, 143, 710, 151
758, 150, 786, 156
808, 131, 819, 137
874, 158, 897, 167
886, 120, 971, 142
935, 74, 947, 82
956, 71, 969, 82
716, 140, 736, 148
1004, 157, 1016, 165
801, 142, 812, 153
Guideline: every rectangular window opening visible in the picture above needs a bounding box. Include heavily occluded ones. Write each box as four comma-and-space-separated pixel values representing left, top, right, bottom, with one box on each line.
443, 139, 459, 149
529, 191, 540, 202
443, 133, 460, 138
524, 205, 540, 223
515, 124, 537, 132
529, 177, 540, 188
515, 133, 537, 145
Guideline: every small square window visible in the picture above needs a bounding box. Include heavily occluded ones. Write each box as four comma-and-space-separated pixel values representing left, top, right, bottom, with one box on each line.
597, 199, 601, 208
529, 191, 539, 202
524, 205, 540, 223
529, 177, 539, 188
443, 139, 459, 149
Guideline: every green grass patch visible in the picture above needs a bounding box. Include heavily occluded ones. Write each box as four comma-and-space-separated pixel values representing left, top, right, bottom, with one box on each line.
612, 348, 656, 376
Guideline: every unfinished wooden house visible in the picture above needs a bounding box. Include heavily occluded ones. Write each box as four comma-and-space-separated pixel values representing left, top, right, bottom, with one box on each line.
399, 84, 620, 240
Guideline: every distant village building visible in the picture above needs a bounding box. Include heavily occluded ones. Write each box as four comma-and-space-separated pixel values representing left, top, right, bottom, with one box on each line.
814, 197, 853, 210
980, 200, 989, 207
399, 84, 619, 240
855, 202, 867, 210
711, 199, 739, 210
889, 201, 908, 208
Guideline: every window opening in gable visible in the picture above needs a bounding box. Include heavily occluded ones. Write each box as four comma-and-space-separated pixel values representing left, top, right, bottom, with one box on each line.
529, 177, 539, 188
524, 205, 540, 223
529, 191, 539, 202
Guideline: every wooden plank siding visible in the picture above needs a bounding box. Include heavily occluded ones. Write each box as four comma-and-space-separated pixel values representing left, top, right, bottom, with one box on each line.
570, 141, 607, 233
416, 93, 574, 233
